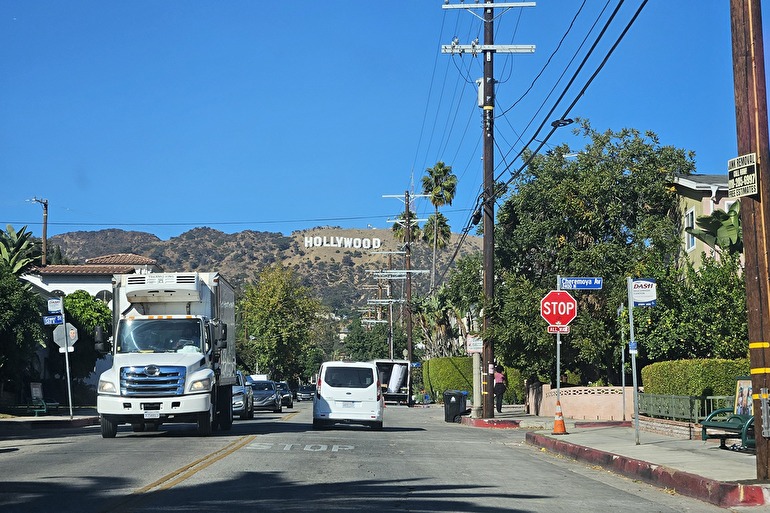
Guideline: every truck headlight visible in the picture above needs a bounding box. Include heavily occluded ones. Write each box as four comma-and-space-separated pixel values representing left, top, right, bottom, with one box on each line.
190, 377, 212, 392
98, 380, 117, 394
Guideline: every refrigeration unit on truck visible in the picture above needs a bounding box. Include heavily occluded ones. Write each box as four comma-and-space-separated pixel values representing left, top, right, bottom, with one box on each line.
371, 359, 412, 405
95, 272, 236, 438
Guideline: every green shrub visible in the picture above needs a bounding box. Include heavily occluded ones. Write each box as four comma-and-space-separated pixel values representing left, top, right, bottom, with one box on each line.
640, 358, 749, 396
422, 357, 524, 405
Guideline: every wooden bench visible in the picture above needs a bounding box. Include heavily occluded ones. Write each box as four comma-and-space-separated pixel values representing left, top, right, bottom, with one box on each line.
700, 377, 755, 450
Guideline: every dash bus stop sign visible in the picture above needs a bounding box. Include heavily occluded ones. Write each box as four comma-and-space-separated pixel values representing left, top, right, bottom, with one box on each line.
540, 290, 577, 327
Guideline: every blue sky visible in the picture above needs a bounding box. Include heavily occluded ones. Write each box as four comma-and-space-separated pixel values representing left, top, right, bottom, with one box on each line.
0, 1, 753, 241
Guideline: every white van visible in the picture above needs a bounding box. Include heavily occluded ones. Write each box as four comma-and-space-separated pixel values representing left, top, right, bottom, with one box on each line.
313, 361, 384, 430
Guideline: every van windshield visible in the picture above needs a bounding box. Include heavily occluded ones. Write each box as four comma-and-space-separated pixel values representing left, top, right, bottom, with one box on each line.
324, 367, 374, 388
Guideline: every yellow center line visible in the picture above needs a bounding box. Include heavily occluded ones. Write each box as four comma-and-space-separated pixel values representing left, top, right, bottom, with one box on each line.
100, 434, 255, 513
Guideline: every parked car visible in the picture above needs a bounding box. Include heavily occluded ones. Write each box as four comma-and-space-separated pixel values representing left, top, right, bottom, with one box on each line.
232, 371, 254, 420
251, 380, 282, 413
296, 384, 316, 401
276, 381, 293, 408
313, 361, 383, 430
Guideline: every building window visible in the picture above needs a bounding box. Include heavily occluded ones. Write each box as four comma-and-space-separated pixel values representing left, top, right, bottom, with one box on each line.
685, 208, 696, 252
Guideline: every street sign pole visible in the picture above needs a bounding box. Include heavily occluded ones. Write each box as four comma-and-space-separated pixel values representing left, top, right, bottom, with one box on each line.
556, 276, 561, 404
55, 295, 74, 419
626, 278, 640, 445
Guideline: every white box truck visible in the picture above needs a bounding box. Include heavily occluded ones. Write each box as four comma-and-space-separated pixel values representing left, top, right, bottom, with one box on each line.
372, 359, 412, 405
95, 272, 236, 438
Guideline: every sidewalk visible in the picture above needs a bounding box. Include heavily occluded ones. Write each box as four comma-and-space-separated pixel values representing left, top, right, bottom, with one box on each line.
461, 405, 770, 508
0, 408, 99, 433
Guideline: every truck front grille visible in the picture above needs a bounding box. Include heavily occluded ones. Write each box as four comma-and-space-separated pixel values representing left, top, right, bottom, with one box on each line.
121, 366, 186, 397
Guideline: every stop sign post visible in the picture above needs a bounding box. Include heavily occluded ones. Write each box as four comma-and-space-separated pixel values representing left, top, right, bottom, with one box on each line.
541, 290, 577, 327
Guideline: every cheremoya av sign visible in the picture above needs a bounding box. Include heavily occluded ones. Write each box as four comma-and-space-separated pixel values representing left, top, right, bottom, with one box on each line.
304, 235, 382, 249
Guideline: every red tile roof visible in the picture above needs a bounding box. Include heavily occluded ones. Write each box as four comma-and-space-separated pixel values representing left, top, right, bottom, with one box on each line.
85, 253, 157, 265
30, 265, 136, 276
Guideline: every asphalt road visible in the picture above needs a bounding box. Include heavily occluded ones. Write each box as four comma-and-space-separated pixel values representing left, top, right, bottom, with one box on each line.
0, 402, 731, 513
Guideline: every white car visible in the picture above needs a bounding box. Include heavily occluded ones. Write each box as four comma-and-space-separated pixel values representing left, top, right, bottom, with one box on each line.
312, 361, 383, 430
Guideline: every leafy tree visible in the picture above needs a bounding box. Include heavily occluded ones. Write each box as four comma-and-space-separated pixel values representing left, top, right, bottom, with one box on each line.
238, 265, 321, 383
422, 161, 457, 288
343, 319, 390, 362
48, 290, 112, 380
685, 201, 743, 256
480, 122, 696, 384
0, 266, 45, 400
0, 225, 39, 275
632, 252, 747, 361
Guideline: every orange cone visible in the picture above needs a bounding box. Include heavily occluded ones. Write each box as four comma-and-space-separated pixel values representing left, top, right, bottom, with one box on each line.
552, 400, 568, 435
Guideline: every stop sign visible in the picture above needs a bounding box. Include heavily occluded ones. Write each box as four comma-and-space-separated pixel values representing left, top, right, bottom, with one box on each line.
540, 290, 577, 326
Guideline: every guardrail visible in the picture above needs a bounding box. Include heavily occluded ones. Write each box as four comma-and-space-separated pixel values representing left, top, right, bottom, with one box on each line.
638, 393, 733, 422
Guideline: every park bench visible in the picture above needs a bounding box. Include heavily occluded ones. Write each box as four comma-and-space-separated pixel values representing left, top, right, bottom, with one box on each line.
700, 376, 755, 450
28, 382, 59, 417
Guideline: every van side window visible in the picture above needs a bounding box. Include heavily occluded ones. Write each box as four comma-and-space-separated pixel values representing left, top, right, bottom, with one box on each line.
324, 367, 374, 388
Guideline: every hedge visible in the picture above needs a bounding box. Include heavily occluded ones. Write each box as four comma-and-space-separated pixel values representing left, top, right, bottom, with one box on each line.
421, 357, 523, 404
640, 358, 749, 397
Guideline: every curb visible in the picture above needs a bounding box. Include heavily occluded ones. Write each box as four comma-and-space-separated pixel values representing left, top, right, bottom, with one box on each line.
526, 431, 769, 508
0, 416, 99, 431
460, 416, 521, 429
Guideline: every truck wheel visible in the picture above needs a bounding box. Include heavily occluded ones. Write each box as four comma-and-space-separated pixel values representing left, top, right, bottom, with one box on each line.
131, 423, 146, 432
218, 403, 233, 431
197, 411, 212, 436
101, 416, 118, 438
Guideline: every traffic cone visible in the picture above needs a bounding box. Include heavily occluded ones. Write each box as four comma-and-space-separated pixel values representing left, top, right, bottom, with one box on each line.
552, 400, 568, 435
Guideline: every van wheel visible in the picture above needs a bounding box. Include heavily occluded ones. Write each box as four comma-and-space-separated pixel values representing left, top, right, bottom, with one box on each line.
131, 423, 146, 432
101, 416, 118, 438
370, 421, 383, 431
312, 419, 326, 430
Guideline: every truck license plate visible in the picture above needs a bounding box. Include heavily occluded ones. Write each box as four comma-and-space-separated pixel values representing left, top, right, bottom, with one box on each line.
143, 411, 160, 419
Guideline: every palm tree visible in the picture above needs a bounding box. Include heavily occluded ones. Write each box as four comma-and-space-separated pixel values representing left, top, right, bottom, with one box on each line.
422, 212, 451, 273
0, 225, 38, 276
422, 161, 457, 289
685, 201, 743, 256
391, 210, 422, 244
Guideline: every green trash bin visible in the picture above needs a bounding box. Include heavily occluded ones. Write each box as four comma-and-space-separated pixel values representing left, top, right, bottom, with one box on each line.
443, 390, 467, 423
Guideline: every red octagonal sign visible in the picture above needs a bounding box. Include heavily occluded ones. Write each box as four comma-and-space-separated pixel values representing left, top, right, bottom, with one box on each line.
540, 290, 577, 326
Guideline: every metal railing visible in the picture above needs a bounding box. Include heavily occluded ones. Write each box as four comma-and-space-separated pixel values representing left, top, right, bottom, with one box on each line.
638, 393, 733, 423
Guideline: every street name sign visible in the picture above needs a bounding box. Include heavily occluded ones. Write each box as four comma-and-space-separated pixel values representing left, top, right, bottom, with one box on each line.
559, 277, 603, 290
43, 314, 63, 326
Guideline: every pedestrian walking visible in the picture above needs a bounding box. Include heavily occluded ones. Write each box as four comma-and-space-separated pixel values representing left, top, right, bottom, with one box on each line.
493, 365, 507, 414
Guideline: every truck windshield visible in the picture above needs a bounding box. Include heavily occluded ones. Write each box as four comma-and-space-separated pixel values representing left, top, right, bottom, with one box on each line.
117, 319, 203, 354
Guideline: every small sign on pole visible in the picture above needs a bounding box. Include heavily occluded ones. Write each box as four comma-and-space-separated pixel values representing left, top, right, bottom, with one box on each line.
728, 153, 758, 198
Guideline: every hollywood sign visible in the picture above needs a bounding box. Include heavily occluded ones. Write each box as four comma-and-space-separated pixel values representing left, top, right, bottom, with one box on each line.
304, 236, 382, 249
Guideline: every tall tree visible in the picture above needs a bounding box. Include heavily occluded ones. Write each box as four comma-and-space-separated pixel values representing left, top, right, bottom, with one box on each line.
391, 210, 421, 244
238, 265, 321, 382
0, 266, 44, 401
490, 122, 696, 383
422, 162, 457, 289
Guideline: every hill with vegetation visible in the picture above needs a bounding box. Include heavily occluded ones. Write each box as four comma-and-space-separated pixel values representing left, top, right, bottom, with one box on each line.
49, 227, 481, 316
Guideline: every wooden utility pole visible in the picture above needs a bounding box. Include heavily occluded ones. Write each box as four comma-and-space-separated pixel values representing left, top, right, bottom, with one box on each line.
405, 189, 413, 366
731, 0, 770, 480
442, 1, 534, 419
481, 1, 496, 419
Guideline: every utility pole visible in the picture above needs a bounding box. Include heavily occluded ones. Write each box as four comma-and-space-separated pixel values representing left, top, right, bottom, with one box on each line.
730, 0, 770, 480
31, 197, 49, 266
384, 193, 428, 365
442, 1, 535, 418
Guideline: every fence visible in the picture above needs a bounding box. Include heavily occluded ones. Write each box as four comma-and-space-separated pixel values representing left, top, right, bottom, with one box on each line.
638, 393, 733, 423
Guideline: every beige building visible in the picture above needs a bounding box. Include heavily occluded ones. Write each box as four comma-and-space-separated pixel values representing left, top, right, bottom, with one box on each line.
672, 174, 732, 267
